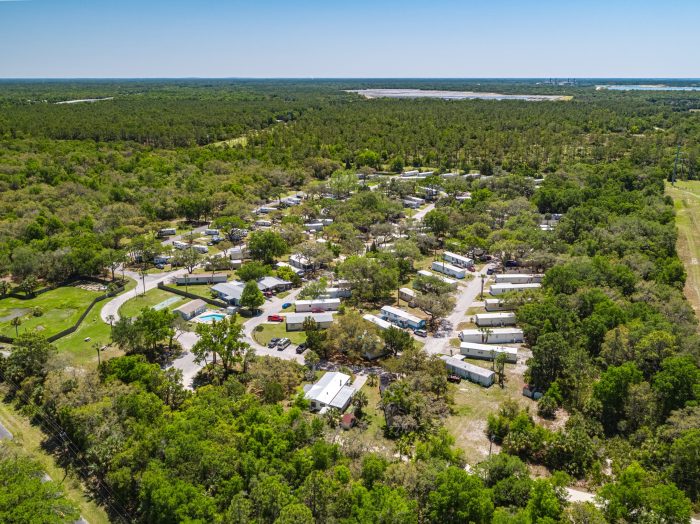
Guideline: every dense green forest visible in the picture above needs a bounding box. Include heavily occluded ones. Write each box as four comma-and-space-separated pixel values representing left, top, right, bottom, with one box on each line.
1, 80, 699, 523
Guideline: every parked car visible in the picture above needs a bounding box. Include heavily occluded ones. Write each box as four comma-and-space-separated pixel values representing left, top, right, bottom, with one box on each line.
486, 266, 496, 275
414, 329, 428, 337
267, 338, 280, 348
282, 303, 292, 309
467, 266, 476, 272
295, 342, 307, 354
154, 263, 165, 270
505, 259, 520, 268
264, 291, 274, 298
447, 374, 462, 383
277, 338, 291, 350
267, 314, 284, 322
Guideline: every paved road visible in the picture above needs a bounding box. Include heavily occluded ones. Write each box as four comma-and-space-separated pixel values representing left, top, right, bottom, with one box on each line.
412, 203, 436, 222
100, 267, 189, 323
0, 421, 13, 440
422, 267, 490, 356
167, 330, 202, 390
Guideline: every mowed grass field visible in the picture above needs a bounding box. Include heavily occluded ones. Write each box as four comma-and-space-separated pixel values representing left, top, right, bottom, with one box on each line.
0, 285, 101, 339
666, 181, 700, 322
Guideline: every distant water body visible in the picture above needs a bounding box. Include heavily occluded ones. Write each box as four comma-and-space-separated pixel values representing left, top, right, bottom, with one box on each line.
597, 85, 700, 91
348, 89, 568, 101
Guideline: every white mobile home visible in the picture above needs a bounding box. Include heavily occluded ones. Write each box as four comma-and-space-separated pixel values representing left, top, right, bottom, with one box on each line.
494, 273, 544, 284
490, 283, 542, 295
255, 219, 272, 228
174, 273, 228, 285
294, 298, 341, 313
289, 254, 314, 271
304, 222, 325, 231
474, 312, 517, 327
459, 328, 524, 344
399, 287, 417, 305
441, 355, 494, 387
204, 228, 220, 236
192, 245, 209, 254
363, 314, 393, 331
158, 228, 177, 237
255, 205, 277, 214
323, 287, 352, 299
401, 170, 419, 177
303, 371, 356, 412
417, 270, 458, 288
276, 261, 304, 276
380, 305, 426, 330
484, 299, 513, 312
432, 261, 466, 279
403, 199, 421, 209
286, 312, 334, 331
443, 251, 474, 268
172, 240, 189, 250
212, 282, 245, 305
460, 342, 518, 364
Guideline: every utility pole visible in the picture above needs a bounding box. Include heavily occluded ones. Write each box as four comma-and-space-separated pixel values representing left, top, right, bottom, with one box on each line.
93, 343, 101, 367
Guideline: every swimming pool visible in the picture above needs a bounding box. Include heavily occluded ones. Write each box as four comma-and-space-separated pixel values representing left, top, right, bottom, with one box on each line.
195, 312, 227, 323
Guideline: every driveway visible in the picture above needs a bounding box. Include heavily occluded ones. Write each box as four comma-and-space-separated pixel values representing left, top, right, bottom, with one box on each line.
412, 203, 435, 222
421, 267, 490, 356
100, 267, 189, 323
168, 330, 202, 390
0, 421, 12, 441
241, 288, 305, 363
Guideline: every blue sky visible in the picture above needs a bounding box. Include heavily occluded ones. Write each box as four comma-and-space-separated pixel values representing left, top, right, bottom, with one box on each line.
0, 0, 698, 78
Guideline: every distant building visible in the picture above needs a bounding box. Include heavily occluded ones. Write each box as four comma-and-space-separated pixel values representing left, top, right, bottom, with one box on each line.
289, 254, 314, 271
303, 371, 356, 412
173, 299, 207, 320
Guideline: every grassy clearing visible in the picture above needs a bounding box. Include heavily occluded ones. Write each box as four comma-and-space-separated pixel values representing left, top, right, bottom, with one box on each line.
0, 285, 101, 338
666, 181, 700, 323
119, 288, 185, 319
444, 360, 534, 464
252, 322, 307, 345
171, 284, 217, 300
0, 400, 110, 524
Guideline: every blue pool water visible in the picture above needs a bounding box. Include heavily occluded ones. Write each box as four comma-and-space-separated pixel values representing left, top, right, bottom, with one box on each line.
198, 313, 226, 323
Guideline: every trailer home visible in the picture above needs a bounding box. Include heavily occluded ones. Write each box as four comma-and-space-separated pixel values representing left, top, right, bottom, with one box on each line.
172, 240, 189, 250
294, 298, 341, 313
484, 299, 513, 312
174, 273, 227, 285
286, 312, 334, 331
431, 261, 466, 279
417, 270, 458, 288
441, 355, 494, 387
380, 305, 426, 330
460, 342, 518, 364
255, 219, 272, 228
323, 287, 352, 299
204, 228, 220, 236
363, 314, 392, 330
192, 245, 209, 254
443, 251, 474, 268
399, 287, 417, 305
459, 328, 524, 344
494, 273, 544, 284
157, 228, 177, 237
489, 283, 542, 295
474, 312, 517, 327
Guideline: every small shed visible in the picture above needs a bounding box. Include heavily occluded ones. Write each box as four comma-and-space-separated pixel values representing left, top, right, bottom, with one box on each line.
173, 299, 207, 320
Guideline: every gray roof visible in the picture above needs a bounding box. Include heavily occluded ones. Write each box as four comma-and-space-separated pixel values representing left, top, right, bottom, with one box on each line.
257, 276, 292, 290
173, 299, 207, 315
441, 355, 495, 379
286, 312, 334, 324
329, 385, 357, 409
212, 282, 244, 301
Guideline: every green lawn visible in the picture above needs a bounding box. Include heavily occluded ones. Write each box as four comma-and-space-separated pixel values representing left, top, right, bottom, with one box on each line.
173, 284, 217, 299
0, 285, 101, 339
119, 288, 185, 319
253, 322, 307, 345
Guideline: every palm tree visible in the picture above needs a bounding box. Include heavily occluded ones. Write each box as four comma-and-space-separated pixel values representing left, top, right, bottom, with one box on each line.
11, 316, 21, 336
323, 408, 341, 429
352, 390, 369, 417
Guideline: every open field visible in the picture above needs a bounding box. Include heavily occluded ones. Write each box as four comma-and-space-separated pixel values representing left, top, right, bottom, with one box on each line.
0, 285, 101, 339
252, 322, 307, 345
0, 400, 110, 524
666, 181, 700, 322
118, 287, 185, 319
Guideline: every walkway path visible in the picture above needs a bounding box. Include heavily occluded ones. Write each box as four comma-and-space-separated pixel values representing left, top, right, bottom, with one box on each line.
412, 202, 435, 222
99, 267, 188, 323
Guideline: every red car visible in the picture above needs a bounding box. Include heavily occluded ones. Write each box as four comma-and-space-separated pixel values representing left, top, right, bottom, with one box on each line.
310, 308, 324, 313
267, 315, 284, 322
